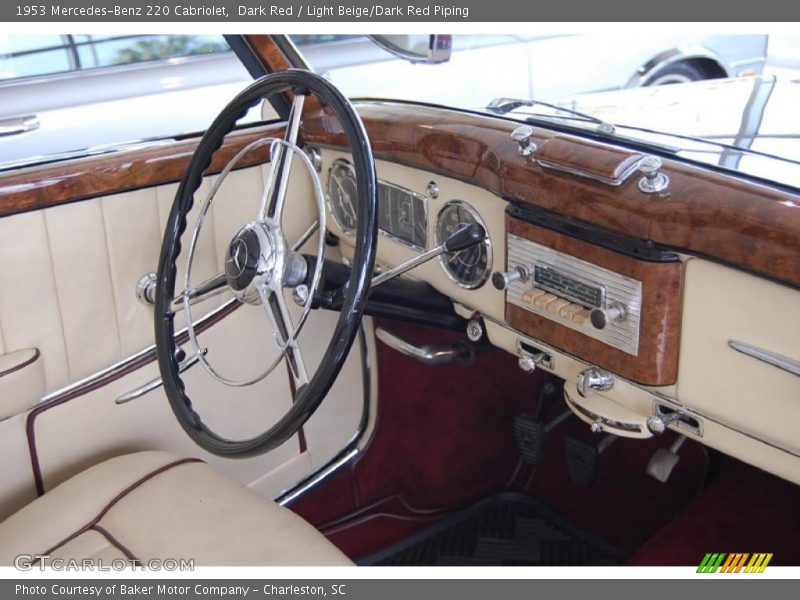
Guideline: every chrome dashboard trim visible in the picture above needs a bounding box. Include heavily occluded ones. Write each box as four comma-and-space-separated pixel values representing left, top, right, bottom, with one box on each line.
377, 179, 429, 252
537, 158, 640, 187
506, 234, 642, 355
728, 340, 800, 377
326, 158, 429, 251
435, 200, 493, 290
326, 157, 357, 236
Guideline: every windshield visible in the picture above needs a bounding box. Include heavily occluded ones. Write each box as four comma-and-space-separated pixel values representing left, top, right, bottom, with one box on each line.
291, 34, 800, 188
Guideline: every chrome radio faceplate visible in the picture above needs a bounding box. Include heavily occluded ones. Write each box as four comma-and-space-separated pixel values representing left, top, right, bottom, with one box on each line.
506, 234, 642, 355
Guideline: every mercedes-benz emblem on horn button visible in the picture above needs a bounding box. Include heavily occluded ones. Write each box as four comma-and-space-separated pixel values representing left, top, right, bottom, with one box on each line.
224, 227, 261, 292
228, 239, 248, 278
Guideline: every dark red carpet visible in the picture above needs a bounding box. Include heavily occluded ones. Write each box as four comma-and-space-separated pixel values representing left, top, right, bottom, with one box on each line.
289, 319, 798, 564
628, 459, 800, 566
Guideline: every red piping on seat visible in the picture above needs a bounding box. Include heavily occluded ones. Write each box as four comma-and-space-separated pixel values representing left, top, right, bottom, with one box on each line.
33, 457, 203, 563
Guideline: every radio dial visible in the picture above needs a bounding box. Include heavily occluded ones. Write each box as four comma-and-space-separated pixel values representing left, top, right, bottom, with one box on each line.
589, 303, 628, 330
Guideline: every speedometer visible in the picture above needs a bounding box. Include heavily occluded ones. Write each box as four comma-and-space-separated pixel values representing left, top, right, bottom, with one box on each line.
327, 159, 358, 234
436, 201, 492, 289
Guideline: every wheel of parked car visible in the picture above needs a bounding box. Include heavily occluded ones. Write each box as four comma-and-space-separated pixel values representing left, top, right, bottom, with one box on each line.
154, 69, 378, 457
645, 61, 707, 85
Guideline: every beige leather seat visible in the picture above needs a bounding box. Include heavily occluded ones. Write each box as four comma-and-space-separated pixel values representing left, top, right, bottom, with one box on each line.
0, 451, 352, 566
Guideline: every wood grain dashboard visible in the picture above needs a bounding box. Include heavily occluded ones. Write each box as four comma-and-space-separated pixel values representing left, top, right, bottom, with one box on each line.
505, 216, 682, 385
0, 124, 283, 218
302, 102, 800, 290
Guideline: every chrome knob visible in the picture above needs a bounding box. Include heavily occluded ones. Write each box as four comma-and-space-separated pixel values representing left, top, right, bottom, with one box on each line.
492, 265, 530, 290
589, 303, 627, 330
511, 125, 537, 157
638, 156, 669, 193
590, 419, 605, 434
466, 318, 484, 342
518, 352, 545, 373
136, 272, 157, 306
646, 411, 683, 435
576, 366, 614, 398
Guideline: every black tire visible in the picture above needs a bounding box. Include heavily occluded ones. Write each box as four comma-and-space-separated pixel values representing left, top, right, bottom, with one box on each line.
645, 62, 707, 86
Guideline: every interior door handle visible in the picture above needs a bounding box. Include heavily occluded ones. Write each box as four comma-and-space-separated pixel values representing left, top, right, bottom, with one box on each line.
0, 115, 40, 137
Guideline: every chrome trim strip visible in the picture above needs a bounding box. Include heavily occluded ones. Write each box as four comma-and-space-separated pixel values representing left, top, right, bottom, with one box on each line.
274, 321, 373, 505
277, 448, 360, 507
39, 299, 238, 404
728, 340, 800, 377
563, 391, 642, 433
537, 158, 640, 187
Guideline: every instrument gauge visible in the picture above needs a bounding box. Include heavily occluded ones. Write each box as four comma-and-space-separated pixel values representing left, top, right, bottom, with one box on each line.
436, 201, 492, 289
327, 159, 358, 234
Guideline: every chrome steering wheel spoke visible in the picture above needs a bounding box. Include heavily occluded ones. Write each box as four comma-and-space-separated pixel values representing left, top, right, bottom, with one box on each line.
258, 284, 309, 387
259, 93, 306, 223
180, 93, 326, 391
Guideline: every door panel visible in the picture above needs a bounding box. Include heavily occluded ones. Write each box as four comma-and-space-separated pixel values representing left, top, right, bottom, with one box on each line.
0, 154, 374, 520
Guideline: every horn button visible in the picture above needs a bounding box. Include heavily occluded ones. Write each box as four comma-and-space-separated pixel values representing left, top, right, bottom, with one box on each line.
224, 222, 282, 303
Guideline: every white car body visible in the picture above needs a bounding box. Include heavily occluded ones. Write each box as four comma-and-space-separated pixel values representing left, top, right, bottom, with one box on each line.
0, 33, 768, 168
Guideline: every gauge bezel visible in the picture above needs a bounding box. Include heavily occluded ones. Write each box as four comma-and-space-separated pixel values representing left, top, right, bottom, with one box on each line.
326, 158, 358, 236
435, 200, 493, 289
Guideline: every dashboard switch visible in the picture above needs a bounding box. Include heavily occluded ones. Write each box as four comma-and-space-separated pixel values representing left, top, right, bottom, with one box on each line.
492, 265, 529, 290
576, 366, 615, 397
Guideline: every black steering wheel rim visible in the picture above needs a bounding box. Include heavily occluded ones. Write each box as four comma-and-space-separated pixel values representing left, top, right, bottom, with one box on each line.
154, 69, 378, 457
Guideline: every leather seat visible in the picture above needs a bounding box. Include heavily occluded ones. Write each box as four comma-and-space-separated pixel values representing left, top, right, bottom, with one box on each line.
0, 451, 352, 566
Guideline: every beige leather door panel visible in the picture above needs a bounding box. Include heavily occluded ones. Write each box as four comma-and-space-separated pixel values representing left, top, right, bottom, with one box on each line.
0, 160, 373, 521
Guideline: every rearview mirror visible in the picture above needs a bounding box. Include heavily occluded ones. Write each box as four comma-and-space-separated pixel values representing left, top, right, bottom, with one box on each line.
368, 35, 452, 64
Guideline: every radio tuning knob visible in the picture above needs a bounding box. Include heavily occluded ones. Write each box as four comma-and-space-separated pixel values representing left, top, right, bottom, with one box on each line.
589, 303, 628, 330
492, 265, 530, 290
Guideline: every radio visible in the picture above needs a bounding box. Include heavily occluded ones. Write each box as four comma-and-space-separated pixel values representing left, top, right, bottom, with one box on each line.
496, 234, 643, 355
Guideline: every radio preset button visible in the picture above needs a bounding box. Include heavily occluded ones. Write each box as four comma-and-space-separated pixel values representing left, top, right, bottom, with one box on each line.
546, 298, 571, 315
534, 292, 559, 309
559, 303, 584, 319
522, 288, 546, 304
571, 308, 591, 325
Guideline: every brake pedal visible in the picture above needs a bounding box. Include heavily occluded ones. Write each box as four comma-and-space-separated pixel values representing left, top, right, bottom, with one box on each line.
565, 434, 617, 486
646, 435, 687, 483
514, 409, 571, 466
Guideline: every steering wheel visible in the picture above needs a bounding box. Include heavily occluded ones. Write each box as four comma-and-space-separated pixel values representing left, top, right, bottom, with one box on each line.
154, 70, 378, 457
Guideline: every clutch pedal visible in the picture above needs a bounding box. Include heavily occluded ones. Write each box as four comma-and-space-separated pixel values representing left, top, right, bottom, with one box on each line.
513, 382, 570, 466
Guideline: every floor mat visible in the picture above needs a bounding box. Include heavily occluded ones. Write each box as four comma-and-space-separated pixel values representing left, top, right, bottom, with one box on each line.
359, 493, 628, 566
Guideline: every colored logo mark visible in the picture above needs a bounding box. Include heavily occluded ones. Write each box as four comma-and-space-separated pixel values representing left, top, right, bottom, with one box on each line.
697, 552, 773, 573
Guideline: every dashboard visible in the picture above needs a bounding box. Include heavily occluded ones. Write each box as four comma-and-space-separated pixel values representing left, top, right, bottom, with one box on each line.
304, 102, 800, 487
327, 157, 493, 288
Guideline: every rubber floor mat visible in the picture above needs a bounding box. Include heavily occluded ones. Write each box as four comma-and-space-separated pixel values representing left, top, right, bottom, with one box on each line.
359, 493, 628, 566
